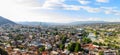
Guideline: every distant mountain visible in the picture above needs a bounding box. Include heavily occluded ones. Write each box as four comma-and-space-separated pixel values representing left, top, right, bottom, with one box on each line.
18, 22, 42, 26
70, 21, 107, 25
17, 22, 64, 26
18, 21, 108, 26
0, 16, 16, 25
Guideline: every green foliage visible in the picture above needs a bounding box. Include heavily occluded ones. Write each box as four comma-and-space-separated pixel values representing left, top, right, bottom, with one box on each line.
82, 37, 92, 44
74, 42, 81, 52
0, 48, 8, 55
98, 42, 105, 46
67, 43, 71, 51
59, 44, 64, 50
99, 51, 104, 55
39, 46, 45, 52
93, 42, 99, 45
61, 36, 67, 44
94, 31, 99, 36
118, 49, 120, 55
107, 43, 120, 49
93, 42, 106, 46
67, 42, 81, 52
83, 32, 89, 37
67, 42, 75, 52
14, 34, 24, 41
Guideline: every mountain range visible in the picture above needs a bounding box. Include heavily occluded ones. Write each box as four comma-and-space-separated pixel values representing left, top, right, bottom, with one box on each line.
0, 16, 119, 26
18, 21, 108, 26
0, 16, 16, 25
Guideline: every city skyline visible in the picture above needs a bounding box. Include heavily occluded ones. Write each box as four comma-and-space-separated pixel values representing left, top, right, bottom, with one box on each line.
0, 0, 120, 23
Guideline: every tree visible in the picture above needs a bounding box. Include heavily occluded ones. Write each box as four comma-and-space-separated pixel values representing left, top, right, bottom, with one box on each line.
39, 46, 45, 52
67, 42, 81, 52
67, 42, 76, 52
14, 34, 24, 41
99, 51, 104, 55
74, 42, 81, 52
67, 44, 71, 51
61, 36, 67, 44
82, 37, 92, 44
118, 49, 120, 55
98, 42, 106, 46
93, 42, 98, 45
59, 44, 64, 50
0, 48, 8, 55
94, 31, 99, 36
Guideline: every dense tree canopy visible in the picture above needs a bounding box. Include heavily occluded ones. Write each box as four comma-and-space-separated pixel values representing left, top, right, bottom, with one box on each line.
82, 37, 92, 44
67, 42, 82, 52
0, 48, 8, 55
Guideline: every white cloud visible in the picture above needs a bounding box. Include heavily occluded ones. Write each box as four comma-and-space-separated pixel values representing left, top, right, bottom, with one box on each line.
107, 18, 120, 22
96, 0, 109, 3
100, 7, 120, 15
78, 0, 91, 5
62, 5, 101, 13
104, 10, 120, 15
0, 0, 119, 23
41, 0, 65, 9
63, 5, 81, 10
88, 17, 101, 21
100, 7, 117, 10
15, 0, 44, 7
0, 0, 83, 23
81, 6, 101, 13
38, 0, 101, 14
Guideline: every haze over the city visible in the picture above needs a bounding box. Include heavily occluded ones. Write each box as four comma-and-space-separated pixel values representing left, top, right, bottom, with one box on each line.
0, 0, 120, 23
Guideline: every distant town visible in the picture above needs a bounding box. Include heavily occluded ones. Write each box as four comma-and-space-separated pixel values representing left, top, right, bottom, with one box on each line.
0, 0, 120, 55
0, 17, 120, 55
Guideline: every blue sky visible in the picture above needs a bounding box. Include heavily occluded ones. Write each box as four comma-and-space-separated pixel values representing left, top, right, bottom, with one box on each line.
0, 0, 120, 23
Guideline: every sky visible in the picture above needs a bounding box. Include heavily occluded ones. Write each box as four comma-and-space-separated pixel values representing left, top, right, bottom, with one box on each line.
0, 0, 120, 23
